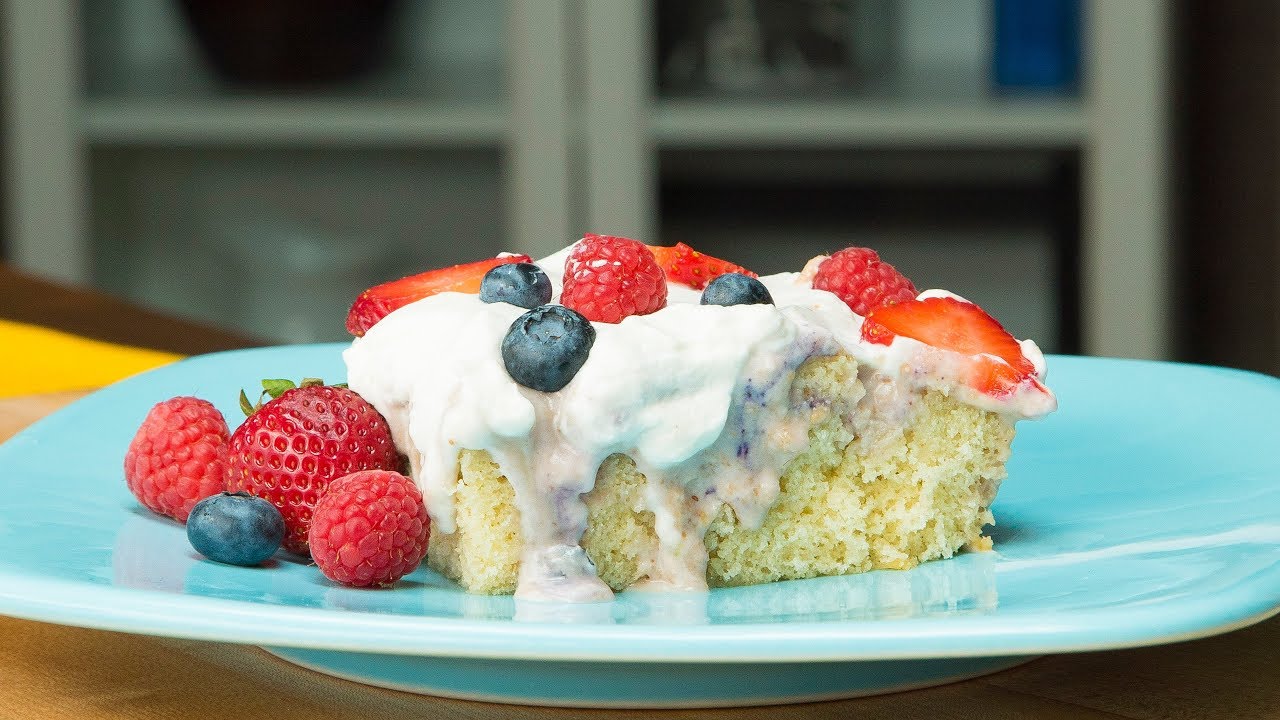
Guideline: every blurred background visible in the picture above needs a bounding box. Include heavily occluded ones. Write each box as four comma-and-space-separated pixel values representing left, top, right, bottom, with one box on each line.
0, 0, 1274, 374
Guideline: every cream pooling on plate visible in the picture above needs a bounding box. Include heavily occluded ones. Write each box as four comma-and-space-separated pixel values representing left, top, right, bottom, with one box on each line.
344, 245, 1055, 601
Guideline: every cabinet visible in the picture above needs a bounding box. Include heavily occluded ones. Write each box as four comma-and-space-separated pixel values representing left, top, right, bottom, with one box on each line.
2, 0, 1171, 355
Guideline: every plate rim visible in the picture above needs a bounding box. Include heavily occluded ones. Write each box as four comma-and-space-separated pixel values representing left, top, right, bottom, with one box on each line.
0, 567, 1278, 661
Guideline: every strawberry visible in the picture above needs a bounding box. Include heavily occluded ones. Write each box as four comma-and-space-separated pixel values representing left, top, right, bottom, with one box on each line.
862, 296, 1036, 396
346, 254, 532, 337
226, 379, 400, 556
647, 242, 756, 290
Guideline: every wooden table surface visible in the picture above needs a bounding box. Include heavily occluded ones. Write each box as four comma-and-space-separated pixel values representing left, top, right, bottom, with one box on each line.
1, 265, 1277, 719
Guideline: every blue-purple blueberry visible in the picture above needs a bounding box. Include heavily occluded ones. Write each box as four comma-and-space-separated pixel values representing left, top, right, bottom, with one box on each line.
187, 492, 285, 566
701, 273, 774, 307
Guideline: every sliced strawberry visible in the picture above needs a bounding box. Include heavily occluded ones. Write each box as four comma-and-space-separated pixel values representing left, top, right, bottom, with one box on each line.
346, 254, 531, 336
862, 296, 1036, 396
647, 241, 756, 290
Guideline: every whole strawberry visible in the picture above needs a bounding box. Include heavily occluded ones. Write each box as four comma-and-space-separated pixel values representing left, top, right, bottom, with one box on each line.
812, 247, 917, 316
124, 397, 230, 523
561, 234, 667, 323
309, 470, 430, 587
226, 379, 399, 556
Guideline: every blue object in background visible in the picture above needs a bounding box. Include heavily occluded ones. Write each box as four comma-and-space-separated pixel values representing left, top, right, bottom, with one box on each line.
993, 0, 1081, 91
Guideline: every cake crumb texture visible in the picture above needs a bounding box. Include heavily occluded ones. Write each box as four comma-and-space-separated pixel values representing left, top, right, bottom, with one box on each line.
427, 355, 1015, 593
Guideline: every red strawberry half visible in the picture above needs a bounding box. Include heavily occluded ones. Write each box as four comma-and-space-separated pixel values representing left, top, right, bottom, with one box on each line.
647, 242, 756, 290
862, 296, 1037, 396
347, 254, 532, 336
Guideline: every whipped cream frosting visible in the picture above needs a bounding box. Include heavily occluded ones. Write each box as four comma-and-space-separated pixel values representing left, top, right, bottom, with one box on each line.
344, 244, 1056, 601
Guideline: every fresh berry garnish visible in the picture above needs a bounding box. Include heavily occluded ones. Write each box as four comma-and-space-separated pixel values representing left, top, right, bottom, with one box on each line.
226, 379, 399, 556
187, 491, 286, 566
648, 242, 756, 290
700, 272, 774, 307
862, 296, 1037, 395
502, 305, 597, 392
309, 470, 430, 587
560, 234, 667, 323
124, 397, 229, 523
812, 247, 917, 316
347, 253, 533, 337
479, 262, 552, 309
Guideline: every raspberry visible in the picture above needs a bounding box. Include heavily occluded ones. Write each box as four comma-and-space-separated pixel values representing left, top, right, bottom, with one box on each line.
811, 247, 917, 316
226, 384, 400, 556
561, 234, 667, 323
309, 470, 430, 587
124, 397, 229, 523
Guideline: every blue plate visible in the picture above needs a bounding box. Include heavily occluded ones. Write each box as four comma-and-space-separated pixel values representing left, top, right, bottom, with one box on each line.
1, 347, 1278, 707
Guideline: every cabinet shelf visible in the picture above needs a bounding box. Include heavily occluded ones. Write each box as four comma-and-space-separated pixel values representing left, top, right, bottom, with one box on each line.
82, 98, 508, 147
653, 97, 1087, 149
3, 0, 1171, 358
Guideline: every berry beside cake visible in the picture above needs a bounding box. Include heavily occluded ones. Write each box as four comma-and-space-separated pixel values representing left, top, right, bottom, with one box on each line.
342, 235, 1056, 602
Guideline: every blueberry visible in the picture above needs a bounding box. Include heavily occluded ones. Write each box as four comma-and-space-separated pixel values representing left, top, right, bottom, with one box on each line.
480, 262, 553, 309
700, 273, 774, 307
501, 305, 596, 392
187, 492, 285, 566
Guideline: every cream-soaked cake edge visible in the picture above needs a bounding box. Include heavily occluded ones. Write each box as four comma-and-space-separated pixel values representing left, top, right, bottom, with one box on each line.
344, 245, 1054, 601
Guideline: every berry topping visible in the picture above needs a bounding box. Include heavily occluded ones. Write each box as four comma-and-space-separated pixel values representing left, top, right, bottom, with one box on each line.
309, 470, 430, 587
561, 234, 667, 323
124, 397, 229, 523
502, 305, 596, 393
347, 253, 533, 337
862, 296, 1037, 396
226, 379, 400, 556
480, 262, 553, 309
812, 247, 917, 316
187, 491, 286, 566
648, 242, 756, 290
700, 272, 774, 307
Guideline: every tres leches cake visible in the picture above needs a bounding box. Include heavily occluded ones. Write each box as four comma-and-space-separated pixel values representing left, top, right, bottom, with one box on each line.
342, 235, 1056, 602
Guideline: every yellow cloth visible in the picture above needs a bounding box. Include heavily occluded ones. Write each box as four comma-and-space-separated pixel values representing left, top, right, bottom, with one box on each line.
0, 319, 182, 398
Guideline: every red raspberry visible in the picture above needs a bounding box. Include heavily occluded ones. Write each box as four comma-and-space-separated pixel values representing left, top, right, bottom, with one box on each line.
309, 470, 430, 587
812, 247, 917, 316
561, 234, 668, 323
226, 385, 400, 556
124, 397, 229, 523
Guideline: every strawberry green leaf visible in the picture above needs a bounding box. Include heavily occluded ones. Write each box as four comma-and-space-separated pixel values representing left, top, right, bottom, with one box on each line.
261, 379, 297, 399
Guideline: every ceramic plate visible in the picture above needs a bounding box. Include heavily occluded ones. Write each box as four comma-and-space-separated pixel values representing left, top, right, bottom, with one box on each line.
1, 347, 1278, 707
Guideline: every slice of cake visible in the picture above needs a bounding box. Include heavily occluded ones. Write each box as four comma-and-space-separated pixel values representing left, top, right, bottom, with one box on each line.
344, 236, 1055, 601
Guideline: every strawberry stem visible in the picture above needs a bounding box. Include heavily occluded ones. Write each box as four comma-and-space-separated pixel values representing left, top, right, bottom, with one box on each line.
238, 389, 255, 418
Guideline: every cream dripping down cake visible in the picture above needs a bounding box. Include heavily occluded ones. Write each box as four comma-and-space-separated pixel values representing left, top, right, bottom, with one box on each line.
341, 234, 1056, 602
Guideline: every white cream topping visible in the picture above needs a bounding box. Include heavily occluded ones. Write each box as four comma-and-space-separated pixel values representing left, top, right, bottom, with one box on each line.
344, 246, 1056, 601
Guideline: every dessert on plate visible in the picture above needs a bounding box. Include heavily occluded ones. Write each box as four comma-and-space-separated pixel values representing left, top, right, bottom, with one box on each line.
342, 235, 1056, 602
